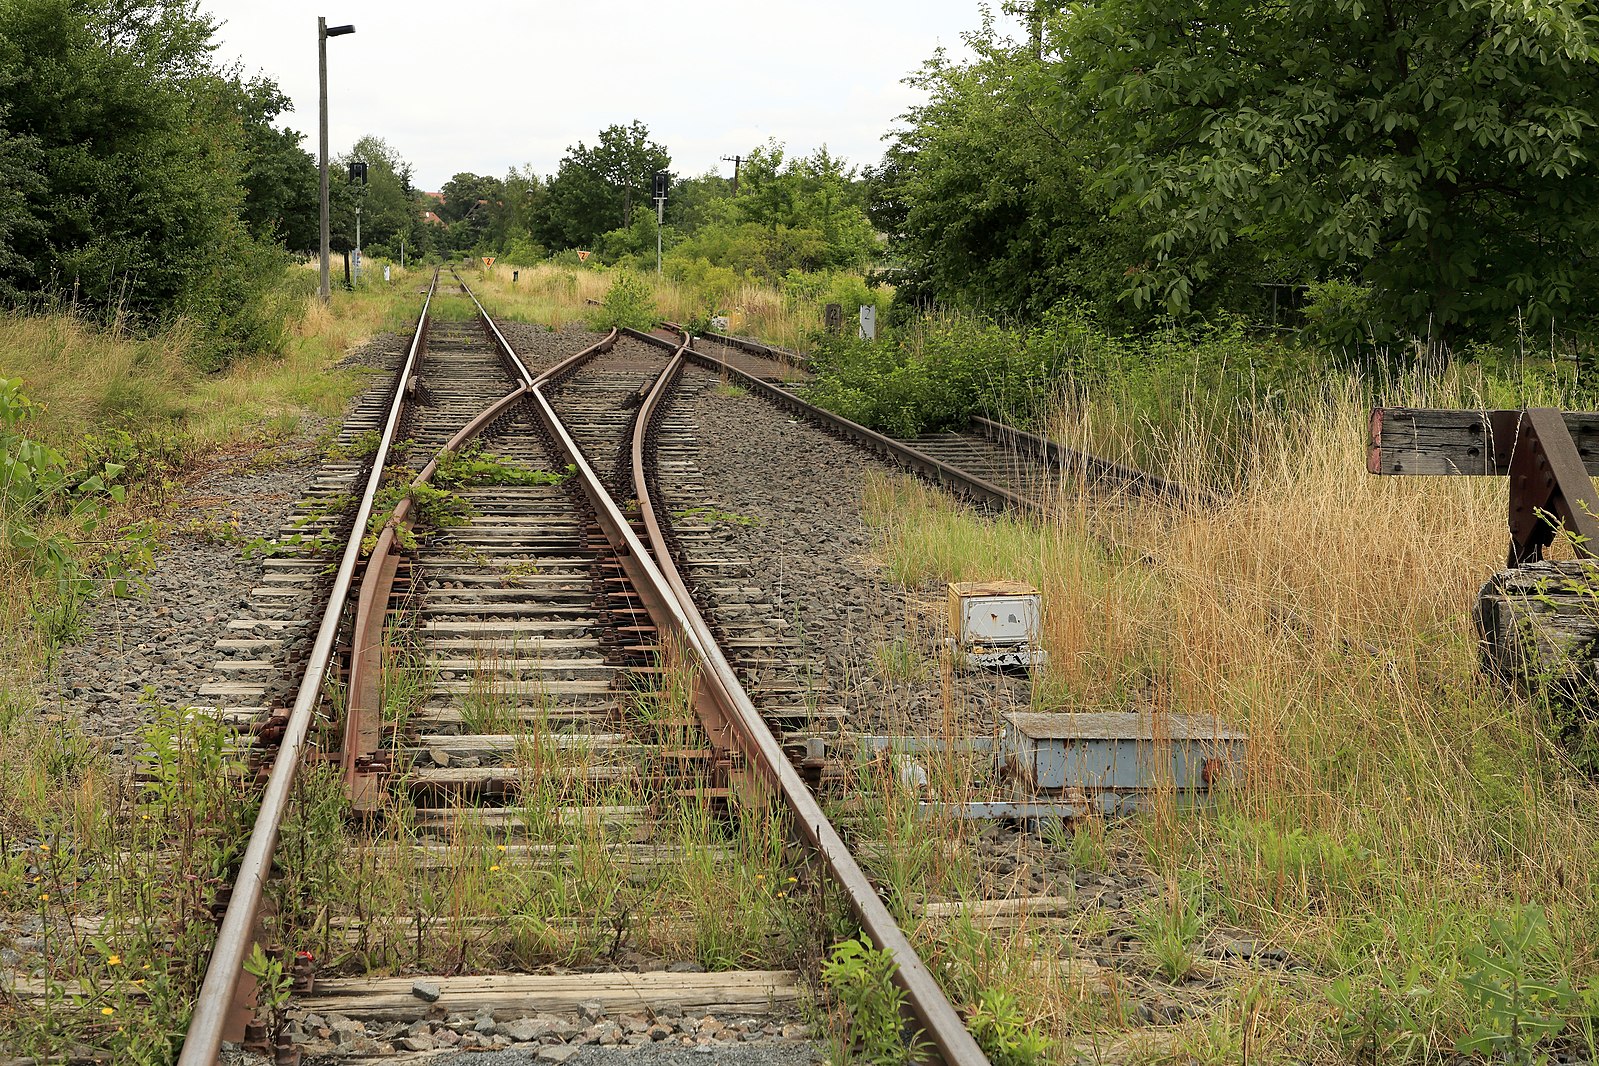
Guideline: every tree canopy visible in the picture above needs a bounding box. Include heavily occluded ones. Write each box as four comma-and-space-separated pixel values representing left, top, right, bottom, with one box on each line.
331, 135, 423, 259
0, 0, 327, 359
872, 1, 1599, 339
540, 122, 670, 249
1053, 0, 1599, 335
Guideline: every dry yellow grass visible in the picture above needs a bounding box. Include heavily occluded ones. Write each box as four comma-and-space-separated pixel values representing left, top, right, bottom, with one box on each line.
863, 377, 1599, 1062
456, 262, 819, 350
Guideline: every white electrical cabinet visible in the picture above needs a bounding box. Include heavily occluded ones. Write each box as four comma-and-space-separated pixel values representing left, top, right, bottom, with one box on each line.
947, 581, 1046, 670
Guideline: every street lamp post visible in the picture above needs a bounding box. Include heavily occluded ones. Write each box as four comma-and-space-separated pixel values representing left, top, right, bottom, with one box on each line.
318, 17, 355, 303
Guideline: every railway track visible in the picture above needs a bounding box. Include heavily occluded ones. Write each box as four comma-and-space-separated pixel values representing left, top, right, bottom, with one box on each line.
682, 327, 1196, 508
177, 278, 998, 1064
168, 271, 1226, 1065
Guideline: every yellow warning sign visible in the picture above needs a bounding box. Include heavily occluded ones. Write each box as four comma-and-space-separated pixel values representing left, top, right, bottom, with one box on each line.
481, 256, 495, 267
577, 250, 590, 262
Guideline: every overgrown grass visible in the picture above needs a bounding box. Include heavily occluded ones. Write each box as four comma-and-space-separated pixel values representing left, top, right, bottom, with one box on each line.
855, 370, 1599, 1061
264, 644, 814, 982
804, 300, 1592, 478
0, 701, 258, 1060
453, 261, 868, 352
0, 261, 432, 1056
0, 262, 426, 676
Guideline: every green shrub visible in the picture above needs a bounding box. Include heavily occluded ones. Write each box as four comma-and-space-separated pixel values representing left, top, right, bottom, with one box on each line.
587, 272, 657, 331
967, 988, 1051, 1066
1303, 279, 1383, 352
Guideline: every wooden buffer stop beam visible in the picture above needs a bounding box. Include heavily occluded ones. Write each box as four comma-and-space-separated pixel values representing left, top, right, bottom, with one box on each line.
1368, 407, 1599, 566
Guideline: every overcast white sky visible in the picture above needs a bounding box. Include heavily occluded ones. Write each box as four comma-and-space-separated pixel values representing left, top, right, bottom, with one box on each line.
199, 1, 1022, 192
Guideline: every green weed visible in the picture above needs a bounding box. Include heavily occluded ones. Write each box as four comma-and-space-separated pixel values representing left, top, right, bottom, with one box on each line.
1457, 905, 1577, 1066
1134, 881, 1207, 982
967, 987, 1051, 1066
821, 936, 924, 1065
435, 445, 569, 488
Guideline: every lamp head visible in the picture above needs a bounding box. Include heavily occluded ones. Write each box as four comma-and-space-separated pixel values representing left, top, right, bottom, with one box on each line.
325, 24, 355, 36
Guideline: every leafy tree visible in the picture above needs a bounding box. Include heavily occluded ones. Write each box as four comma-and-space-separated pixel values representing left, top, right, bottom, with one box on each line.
233, 76, 317, 252
664, 171, 733, 232
1047, 0, 1599, 335
541, 121, 670, 248
733, 143, 875, 269
876, 21, 1269, 326
437, 172, 501, 224
331, 135, 421, 259
0, 106, 44, 303
500, 164, 548, 235
0, 0, 291, 360
650, 141, 878, 278
438, 171, 505, 253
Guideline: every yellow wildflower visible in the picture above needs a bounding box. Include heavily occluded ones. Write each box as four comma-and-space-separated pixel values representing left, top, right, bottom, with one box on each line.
101, 1007, 115, 1016
107, 955, 122, 966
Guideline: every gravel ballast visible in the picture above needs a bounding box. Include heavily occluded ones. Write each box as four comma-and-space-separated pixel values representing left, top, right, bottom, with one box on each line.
34, 332, 410, 746
32, 323, 603, 748
661, 368, 1032, 737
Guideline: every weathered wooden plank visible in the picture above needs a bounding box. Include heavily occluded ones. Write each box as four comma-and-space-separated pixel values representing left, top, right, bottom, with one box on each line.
295, 969, 801, 1020
1477, 561, 1599, 772
1368, 408, 1599, 476
1478, 561, 1599, 680
918, 896, 1077, 920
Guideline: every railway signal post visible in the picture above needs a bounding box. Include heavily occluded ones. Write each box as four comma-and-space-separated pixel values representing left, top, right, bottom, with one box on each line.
653, 169, 669, 277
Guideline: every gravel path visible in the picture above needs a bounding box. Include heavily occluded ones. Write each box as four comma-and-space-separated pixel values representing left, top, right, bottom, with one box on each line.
34, 333, 407, 748
666, 368, 1032, 737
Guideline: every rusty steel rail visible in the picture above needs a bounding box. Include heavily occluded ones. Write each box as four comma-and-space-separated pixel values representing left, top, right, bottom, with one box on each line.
177, 269, 440, 1066
677, 324, 811, 370
627, 331, 991, 1066
969, 415, 1205, 504
622, 327, 1036, 515
452, 300, 986, 1062
343, 389, 534, 808
341, 271, 607, 808
661, 323, 1203, 508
